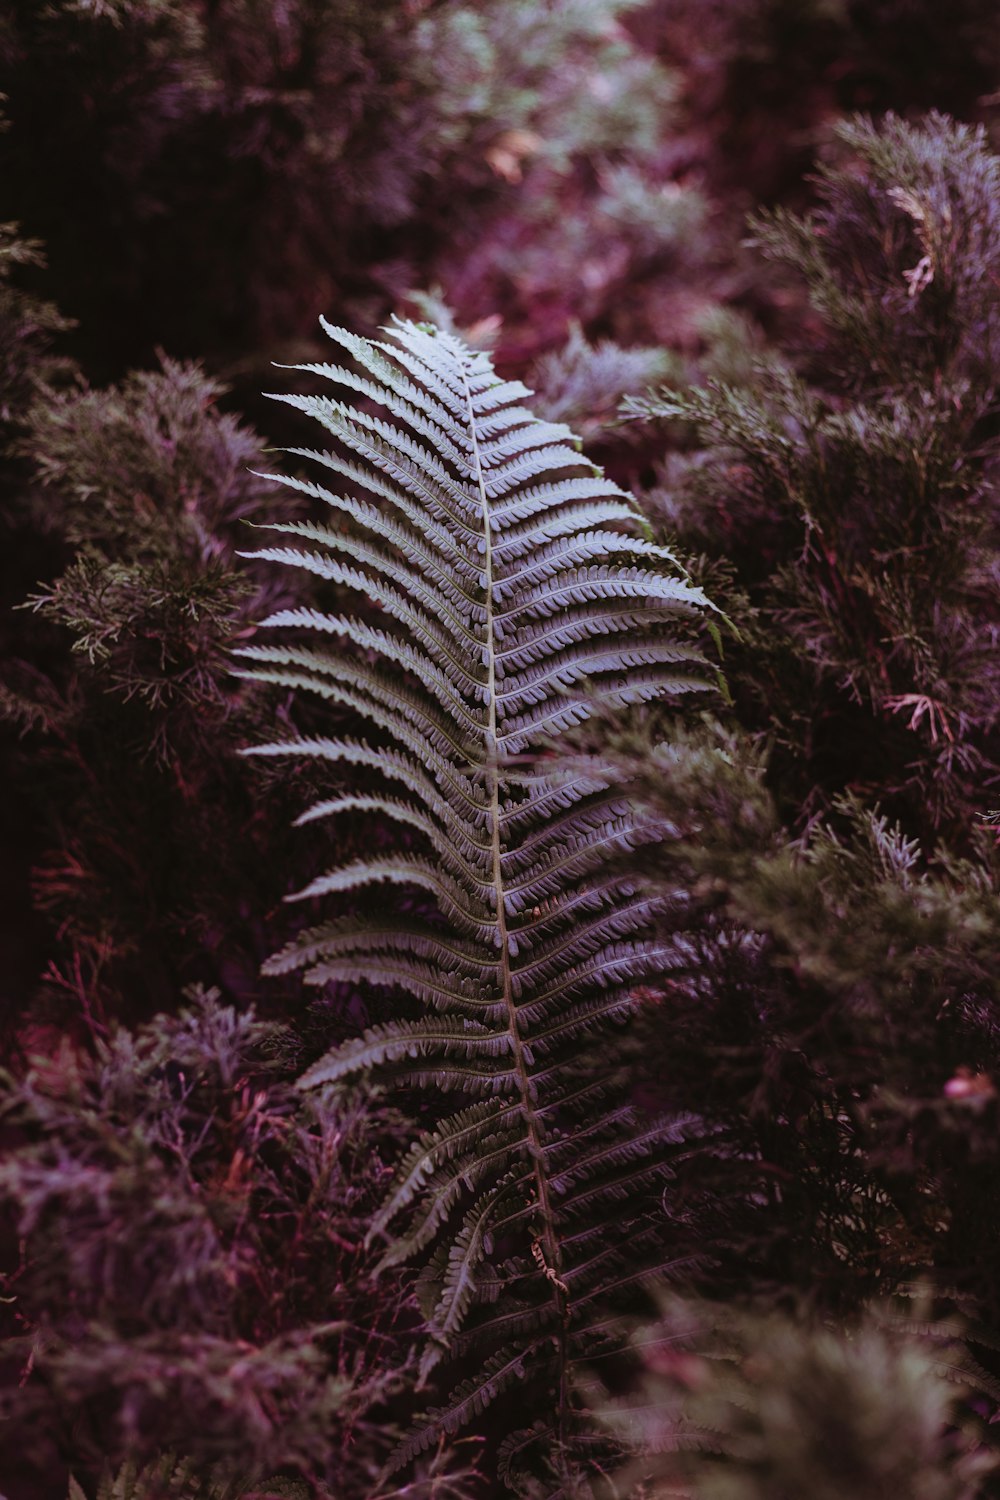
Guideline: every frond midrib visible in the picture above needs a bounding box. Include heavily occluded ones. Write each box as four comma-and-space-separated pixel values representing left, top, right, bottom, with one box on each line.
461, 355, 571, 1440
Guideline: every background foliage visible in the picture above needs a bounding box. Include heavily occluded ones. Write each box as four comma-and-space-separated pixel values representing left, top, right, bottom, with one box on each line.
0, 1, 998, 1496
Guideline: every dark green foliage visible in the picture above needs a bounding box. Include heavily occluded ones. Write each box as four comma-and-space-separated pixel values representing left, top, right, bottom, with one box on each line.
632, 113, 1000, 838
751, 113, 1000, 390
566, 715, 1000, 1320
0, 990, 419, 1493
68, 1457, 308, 1500
0, 357, 304, 1033
0, 223, 74, 428
21, 357, 275, 548
520, 106, 999, 1497
18, 358, 276, 733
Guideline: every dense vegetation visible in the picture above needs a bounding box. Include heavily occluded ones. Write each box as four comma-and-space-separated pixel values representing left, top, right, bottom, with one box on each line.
1, 3, 998, 1497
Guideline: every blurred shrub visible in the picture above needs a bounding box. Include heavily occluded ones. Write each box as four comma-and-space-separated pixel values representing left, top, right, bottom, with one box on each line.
633, 0, 1000, 200
590, 1298, 998, 1499
0, 0, 689, 376
528, 322, 681, 438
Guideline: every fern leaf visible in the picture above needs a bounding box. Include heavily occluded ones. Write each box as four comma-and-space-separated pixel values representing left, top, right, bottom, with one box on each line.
243, 318, 714, 1482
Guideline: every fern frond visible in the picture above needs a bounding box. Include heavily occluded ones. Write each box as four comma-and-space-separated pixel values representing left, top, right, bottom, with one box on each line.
243, 318, 715, 1484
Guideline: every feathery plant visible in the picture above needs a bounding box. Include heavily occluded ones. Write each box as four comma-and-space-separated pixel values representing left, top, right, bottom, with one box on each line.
588, 1296, 999, 1500
236, 317, 716, 1485
68, 1457, 308, 1500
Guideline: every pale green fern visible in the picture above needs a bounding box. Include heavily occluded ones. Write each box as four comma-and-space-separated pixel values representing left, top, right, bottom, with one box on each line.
237, 317, 715, 1486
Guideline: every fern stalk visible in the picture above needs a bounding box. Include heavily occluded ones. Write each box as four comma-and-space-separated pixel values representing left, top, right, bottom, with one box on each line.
464, 358, 574, 1459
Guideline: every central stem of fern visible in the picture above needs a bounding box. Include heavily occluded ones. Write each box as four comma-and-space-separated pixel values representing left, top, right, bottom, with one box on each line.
461, 364, 571, 1450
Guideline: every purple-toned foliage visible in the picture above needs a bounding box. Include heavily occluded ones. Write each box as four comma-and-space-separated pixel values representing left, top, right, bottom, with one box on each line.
1, 7, 999, 1497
